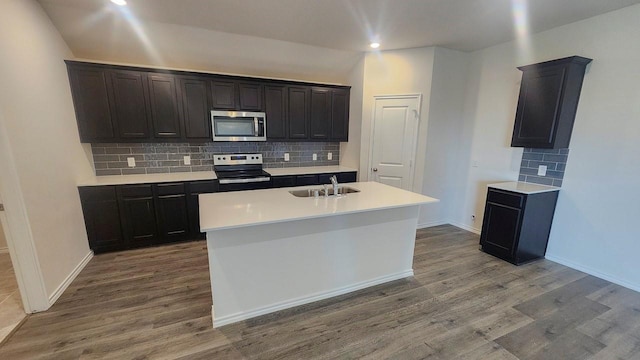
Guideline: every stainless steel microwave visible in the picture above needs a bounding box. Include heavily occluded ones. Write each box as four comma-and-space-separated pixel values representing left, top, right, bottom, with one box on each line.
211, 110, 266, 141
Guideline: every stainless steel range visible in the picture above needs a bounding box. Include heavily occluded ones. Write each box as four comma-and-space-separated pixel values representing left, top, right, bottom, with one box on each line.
213, 154, 271, 192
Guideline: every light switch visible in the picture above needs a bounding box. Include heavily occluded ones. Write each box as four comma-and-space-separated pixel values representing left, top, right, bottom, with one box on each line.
313, 153, 317, 161
284, 153, 290, 161
327, 152, 333, 160
538, 165, 547, 176
183, 155, 191, 165
127, 157, 136, 167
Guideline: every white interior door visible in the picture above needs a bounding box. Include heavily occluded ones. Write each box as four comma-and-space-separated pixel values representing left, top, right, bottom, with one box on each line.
370, 95, 421, 191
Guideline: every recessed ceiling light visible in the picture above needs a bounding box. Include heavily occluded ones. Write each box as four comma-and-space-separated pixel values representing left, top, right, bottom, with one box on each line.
110, 0, 127, 6
370, 42, 381, 49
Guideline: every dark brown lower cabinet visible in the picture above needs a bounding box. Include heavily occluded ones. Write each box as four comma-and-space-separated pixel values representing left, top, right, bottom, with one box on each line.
78, 186, 123, 253
79, 180, 219, 253
155, 183, 190, 244
79, 171, 356, 253
480, 187, 559, 265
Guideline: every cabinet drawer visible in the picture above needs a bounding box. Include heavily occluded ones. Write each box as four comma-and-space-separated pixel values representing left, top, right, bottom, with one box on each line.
296, 174, 319, 186
189, 180, 218, 194
118, 184, 153, 197
79, 186, 117, 201
487, 189, 524, 208
156, 182, 185, 195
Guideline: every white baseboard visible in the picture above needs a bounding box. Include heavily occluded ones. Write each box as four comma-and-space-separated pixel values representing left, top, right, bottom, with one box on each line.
48, 251, 93, 304
212, 270, 414, 327
545, 254, 640, 293
448, 221, 481, 234
416, 220, 448, 229
0, 247, 8, 254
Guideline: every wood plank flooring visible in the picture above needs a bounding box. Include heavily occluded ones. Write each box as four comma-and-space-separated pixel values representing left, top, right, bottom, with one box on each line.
1, 225, 639, 359
0, 252, 26, 344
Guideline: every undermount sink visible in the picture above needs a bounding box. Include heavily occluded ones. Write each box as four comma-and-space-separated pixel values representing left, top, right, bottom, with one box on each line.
289, 186, 360, 198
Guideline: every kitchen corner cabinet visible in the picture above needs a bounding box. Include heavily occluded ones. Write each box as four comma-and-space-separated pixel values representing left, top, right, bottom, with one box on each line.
480, 188, 559, 265
78, 180, 218, 253
511, 56, 592, 149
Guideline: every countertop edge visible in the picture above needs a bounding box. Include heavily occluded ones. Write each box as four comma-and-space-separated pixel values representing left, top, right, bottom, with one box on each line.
488, 181, 561, 195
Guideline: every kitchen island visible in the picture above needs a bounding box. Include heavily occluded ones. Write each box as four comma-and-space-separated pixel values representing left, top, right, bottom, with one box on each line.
199, 181, 438, 327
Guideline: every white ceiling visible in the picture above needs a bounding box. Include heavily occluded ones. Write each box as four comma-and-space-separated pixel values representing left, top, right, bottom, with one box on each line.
39, 0, 640, 52
36, 0, 640, 83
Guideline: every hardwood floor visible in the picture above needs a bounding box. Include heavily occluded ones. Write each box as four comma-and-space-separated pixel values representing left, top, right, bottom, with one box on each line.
1, 225, 639, 359
0, 252, 26, 344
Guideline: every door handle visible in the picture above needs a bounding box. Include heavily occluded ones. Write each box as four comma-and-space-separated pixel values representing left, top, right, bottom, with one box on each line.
372, 168, 378, 172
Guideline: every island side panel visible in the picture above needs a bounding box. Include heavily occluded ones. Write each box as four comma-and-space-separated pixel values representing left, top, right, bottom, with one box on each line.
206, 205, 420, 327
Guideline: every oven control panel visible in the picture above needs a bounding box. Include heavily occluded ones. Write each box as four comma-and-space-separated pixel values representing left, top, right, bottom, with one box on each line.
214, 153, 263, 166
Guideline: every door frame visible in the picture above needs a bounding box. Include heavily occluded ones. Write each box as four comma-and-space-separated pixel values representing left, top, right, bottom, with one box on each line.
367, 94, 422, 191
0, 112, 50, 313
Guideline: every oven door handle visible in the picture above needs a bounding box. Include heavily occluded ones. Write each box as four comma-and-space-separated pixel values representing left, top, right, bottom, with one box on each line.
218, 177, 271, 184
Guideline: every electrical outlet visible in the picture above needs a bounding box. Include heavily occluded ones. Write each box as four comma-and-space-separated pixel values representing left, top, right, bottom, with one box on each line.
313, 153, 317, 161
183, 155, 191, 165
538, 165, 547, 176
127, 157, 136, 167
284, 153, 290, 161
327, 152, 333, 160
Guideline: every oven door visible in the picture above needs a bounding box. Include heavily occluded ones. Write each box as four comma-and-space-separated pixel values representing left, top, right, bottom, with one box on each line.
211, 111, 266, 141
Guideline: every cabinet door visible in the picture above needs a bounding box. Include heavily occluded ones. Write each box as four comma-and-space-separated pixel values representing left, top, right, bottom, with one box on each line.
271, 176, 296, 188
265, 85, 288, 140
309, 87, 331, 140
288, 86, 310, 139
118, 185, 157, 249
147, 74, 182, 139
296, 174, 319, 186
480, 202, 522, 260
337, 172, 357, 183
109, 70, 151, 139
187, 180, 218, 238
67, 65, 117, 142
211, 80, 237, 109
78, 186, 124, 253
331, 88, 350, 141
155, 183, 190, 244
238, 82, 263, 110
180, 77, 211, 140
511, 66, 565, 148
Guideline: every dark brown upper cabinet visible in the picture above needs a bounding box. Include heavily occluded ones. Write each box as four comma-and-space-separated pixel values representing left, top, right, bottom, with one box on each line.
288, 86, 311, 139
179, 77, 211, 140
211, 80, 237, 110
147, 74, 182, 139
109, 70, 152, 139
67, 65, 117, 142
511, 56, 592, 149
238, 82, 263, 110
66, 61, 350, 143
330, 88, 350, 141
310, 87, 331, 140
264, 85, 288, 140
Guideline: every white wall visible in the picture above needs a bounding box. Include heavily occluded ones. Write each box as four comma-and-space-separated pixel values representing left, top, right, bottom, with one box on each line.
0, 0, 94, 301
340, 56, 365, 171
359, 47, 435, 191
419, 47, 471, 226
452, 4, 640, 290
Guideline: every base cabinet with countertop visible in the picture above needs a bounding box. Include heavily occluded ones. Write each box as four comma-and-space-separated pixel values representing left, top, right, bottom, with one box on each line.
480, 183, 559, 265
79, 179, 219, 253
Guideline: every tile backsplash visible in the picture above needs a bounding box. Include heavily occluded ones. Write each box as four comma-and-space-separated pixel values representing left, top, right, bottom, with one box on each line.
519, 148, 569, 187
92, 142, 340, 176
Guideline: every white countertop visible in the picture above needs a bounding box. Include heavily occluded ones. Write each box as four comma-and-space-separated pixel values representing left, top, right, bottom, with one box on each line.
488, 181, 560, 194
78, 171, 217, 186
78, 165, 357, 186
265, 165, 357, 176
199, 181, 439, 231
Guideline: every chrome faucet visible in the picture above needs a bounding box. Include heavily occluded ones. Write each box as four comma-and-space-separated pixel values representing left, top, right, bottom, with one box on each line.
330, 175, 339, 196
